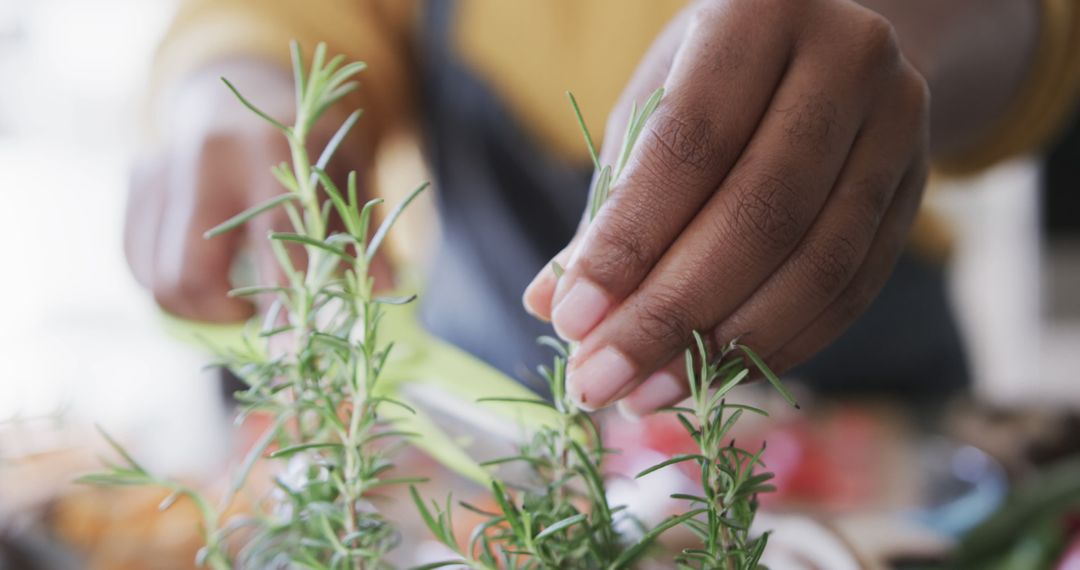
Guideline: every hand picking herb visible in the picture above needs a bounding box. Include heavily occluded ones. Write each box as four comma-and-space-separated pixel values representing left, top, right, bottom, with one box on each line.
82, 42, 797, 570
411, 91, 797, 570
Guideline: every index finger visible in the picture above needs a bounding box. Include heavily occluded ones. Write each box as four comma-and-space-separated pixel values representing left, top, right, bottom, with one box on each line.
547, 3, 797, 341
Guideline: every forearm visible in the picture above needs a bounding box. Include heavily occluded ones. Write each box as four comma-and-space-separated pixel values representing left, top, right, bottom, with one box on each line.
860, 0, 1041, 159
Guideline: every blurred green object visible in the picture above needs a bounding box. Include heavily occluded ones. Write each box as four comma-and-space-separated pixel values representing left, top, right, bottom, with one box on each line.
947, 457, 1080, 569
159, 299, 561, 484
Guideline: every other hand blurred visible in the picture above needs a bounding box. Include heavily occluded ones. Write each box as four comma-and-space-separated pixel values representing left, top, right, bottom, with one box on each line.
524, 0, 930, 414
125, 61, 385, 322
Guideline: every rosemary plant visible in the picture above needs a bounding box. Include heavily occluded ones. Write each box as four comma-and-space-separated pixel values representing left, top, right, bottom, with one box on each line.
409, 89, 689, 570
81, 40, 799, 570
565, 89, 799, 569
81, 42, 426, 570
411, 336, 700, 570
412, 90, 797, 569
637, 333, 797, 570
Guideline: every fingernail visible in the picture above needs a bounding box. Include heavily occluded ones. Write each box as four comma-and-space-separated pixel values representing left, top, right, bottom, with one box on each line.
522, 274, 550, 322
551, 279, 610, 341
622, 370, 686, 418
567, 347, 636, 411
616, 400, 642, 422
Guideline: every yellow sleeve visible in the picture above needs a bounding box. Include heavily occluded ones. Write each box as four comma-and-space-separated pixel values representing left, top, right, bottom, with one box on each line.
148, 0, 416, 141
938, 0, 1080, 175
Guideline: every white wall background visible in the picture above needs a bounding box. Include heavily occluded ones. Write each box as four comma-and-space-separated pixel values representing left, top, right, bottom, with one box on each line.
0, 0, 229, 474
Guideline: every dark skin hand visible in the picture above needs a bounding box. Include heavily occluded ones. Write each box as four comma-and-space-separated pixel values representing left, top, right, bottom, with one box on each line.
523, 0, 1038, 415
127, 0, 1036, 414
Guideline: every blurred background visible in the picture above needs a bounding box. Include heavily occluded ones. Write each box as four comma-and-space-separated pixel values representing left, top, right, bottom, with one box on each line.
1, 0, 1079, 568
0, 0, 230, 474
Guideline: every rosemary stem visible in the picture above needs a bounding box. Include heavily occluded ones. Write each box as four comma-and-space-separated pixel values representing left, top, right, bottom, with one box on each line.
289, 125, 325, 241
718, 509, 736, 570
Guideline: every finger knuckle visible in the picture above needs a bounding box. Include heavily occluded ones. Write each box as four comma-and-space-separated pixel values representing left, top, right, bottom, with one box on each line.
632, 288, 697, 350
835, 280, 877, 325
799, 232, 861, 297
688, 3, 724, 32
854, 13, 901, 67
643, 108, 724, 176
850, 172, 895, 226
752, 0, 794, 20
711, 317, 751, 352
727, 171, 805, 255
779, 91, 840, 152
835, 294, 868, 327
586, 210, 655, 288
897, 65, 931, 123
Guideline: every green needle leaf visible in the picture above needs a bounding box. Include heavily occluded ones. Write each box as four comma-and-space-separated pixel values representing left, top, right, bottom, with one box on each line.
536, 335, 568, 357
711, 369, 750, 404
269, 232, 357, 263
476, 397, 554, 408
411, 562, 469, 570
221, 77, 290, 134
587, 165, 612, 221
616, 87, 664, 180
607, 509, 707, 570
635, 453, 705, 479
550, 260, 565, 278
204, 193, 298, 238
311, 109, 362, 184
366, 181, 429, 262
290, 40, 306, 106
311, 167, 356, 235
269, 442, 341, 459
535, 513, 587, 542
739, 344, 799, 409
479, 455, 544, 467
367, 477, 429, 490
94, 424, 147, 474
327, 62, 368, 92
411, 486, 441, 535
566, 91, 600, 171
227, 285, 289, 298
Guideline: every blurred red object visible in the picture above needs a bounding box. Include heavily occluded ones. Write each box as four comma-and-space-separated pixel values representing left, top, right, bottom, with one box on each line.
1056, 536, 1080, 570
605, 403, 893, 511
1056, 520, 1080, 570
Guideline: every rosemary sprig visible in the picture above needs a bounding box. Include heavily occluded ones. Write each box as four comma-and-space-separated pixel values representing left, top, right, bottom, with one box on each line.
413, 337, 697, 570
81, 41, 426, 569
567, 88, 797, 568
410, 89, 681, 570
566, 88, 662, 225
412, 88, 796, 569
410, 87, 673, 570
637, 332, 797, 570
77, 425, 232, 570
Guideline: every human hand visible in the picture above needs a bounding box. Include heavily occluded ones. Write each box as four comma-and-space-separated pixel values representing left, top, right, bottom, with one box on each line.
524, 0, 930, 415
125, 61, 386, 322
